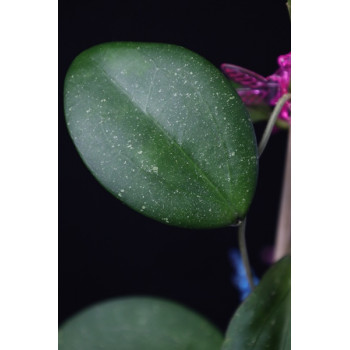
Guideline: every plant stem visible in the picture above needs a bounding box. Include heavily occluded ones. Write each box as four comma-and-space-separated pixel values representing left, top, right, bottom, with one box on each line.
273, 128, 291, 261
258, 93, 291, 157
238, 217, 255, 291
235, 94, 291, 291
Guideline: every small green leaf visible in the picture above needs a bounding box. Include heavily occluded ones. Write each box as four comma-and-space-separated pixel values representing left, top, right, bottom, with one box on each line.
58, 297, 224, 350
64, 43, 258, 228
247, 105, 290, 129
246, 104, 271, 123
222, 256, 291, 350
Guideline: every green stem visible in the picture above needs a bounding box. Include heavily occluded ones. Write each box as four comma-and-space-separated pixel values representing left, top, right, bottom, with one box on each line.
258, 93, 291, 157
238, 217, 255, 291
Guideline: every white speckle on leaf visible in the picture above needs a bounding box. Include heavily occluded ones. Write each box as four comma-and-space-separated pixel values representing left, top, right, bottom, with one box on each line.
152, 166, 158, 174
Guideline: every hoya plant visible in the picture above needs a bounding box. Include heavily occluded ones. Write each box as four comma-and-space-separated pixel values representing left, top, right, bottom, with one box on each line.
60, 2, 291, 349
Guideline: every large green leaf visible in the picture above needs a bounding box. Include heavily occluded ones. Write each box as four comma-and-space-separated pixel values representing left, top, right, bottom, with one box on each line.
58, 297, 224, 350
222, 256, 291, 350
64, 43, 258, 228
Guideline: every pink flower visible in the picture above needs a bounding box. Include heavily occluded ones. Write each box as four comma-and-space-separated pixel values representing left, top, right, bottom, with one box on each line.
221, 52, 291, 124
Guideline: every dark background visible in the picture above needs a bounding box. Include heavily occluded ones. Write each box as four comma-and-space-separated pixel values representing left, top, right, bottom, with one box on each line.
59, 0, 290, 332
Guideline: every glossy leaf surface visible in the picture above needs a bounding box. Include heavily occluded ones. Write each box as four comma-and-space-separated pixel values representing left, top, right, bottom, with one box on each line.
59, 297, 224, 350
222, 256, 291, 350
64, 43, 258, 228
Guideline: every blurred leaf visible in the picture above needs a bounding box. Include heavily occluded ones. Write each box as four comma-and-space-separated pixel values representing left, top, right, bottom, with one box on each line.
275, 118, 290, 130
247, 104, 271, 123
64, 43, 258, 229
222, 256, 291, 350
59, 297, 224, 350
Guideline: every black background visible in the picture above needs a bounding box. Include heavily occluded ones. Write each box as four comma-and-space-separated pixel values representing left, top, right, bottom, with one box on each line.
59, 0, 290, 332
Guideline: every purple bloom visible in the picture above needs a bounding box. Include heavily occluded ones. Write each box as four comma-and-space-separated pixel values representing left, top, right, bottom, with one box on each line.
221, 52, 291, 124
